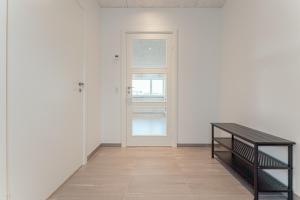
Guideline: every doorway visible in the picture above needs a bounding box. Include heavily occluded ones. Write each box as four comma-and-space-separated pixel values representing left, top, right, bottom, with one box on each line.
123, 31, 177, 147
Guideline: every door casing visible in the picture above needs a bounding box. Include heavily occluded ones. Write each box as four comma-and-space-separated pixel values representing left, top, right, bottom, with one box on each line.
121, 29, 178, 147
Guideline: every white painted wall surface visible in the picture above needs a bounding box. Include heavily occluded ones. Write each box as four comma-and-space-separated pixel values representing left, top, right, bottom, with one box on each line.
7, 0, 84, 199
85, 7, 102, 155
0, 0, 8, 199
221, 0, 300, 195
99, 8, 221, 144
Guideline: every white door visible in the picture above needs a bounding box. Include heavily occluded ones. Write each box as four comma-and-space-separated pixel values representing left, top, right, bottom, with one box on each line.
126, 33, 176, 146
6, 1, 86, 199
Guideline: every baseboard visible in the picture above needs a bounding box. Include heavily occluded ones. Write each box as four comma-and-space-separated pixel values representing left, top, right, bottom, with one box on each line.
100, 143, 211, 148
177, 143, 211, 147
87, 144, 102, 161
87, 143, 122, 161
100, 143, 122, 147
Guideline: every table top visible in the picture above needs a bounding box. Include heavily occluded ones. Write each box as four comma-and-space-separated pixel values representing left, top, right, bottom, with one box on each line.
212, 123, 296, 145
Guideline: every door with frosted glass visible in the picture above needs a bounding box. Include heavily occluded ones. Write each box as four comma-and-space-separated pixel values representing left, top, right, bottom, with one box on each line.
126, 33, 173, 146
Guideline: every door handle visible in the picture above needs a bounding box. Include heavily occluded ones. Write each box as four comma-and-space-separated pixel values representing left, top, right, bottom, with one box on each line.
127, 86, 134, 94
78, 82, 84, 93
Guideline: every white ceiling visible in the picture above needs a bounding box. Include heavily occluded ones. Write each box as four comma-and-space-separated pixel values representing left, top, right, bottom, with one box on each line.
97, 0, 226, 8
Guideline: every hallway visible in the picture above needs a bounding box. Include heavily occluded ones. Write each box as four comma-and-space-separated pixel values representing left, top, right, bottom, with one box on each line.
49, 147, 251, 200
1, 0, 300, 199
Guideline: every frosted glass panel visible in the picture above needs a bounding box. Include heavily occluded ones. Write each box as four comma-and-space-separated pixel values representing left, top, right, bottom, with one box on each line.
132, 39, 166, 68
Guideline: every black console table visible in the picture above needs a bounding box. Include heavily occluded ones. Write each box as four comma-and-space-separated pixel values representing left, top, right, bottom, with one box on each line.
211, 123, 295, 200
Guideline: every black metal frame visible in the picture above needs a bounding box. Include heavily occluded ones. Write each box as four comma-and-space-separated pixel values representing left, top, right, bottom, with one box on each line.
211, 123, 295, 200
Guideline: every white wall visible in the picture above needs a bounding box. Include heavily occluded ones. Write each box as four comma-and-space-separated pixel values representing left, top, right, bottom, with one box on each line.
85, 5, 102, 156
0, 0, 8, 199
7, 0, 85, 199
99, 8, 221, 144
221, 0, 300, 195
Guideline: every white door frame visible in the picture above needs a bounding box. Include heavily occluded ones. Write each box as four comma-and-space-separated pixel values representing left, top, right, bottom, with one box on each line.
121, 29, 178, 147
0, 0, 8, 199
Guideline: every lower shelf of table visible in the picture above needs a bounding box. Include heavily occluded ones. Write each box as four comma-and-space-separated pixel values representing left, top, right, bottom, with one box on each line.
214, 151, 288, 193
214, 137, 289, 169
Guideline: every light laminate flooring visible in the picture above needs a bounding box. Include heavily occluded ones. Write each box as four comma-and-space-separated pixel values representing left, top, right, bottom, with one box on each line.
49, 147, 253, 200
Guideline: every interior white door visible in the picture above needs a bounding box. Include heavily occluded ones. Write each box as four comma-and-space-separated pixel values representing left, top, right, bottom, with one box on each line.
6, 1, 85, 199
126, 33, 175, 146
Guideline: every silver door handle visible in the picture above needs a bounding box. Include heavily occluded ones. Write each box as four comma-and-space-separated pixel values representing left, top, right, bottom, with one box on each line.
127, 86, 134, 94
78, 82, 84, 93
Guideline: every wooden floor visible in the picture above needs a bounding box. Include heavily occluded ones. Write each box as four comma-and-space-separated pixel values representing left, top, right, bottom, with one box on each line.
49, 147, 253, 200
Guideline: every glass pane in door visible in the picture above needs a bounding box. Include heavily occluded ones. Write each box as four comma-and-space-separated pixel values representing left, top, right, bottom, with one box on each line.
132, 107, 166, 136
132, 74, 166, 102
131, 73, 167, 136
132, 39, 166, 68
